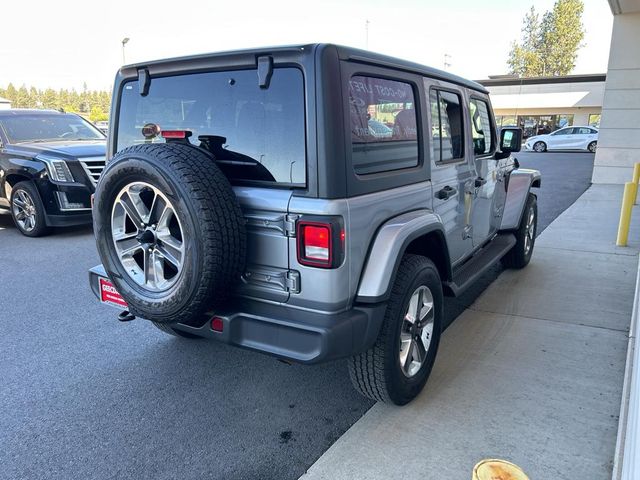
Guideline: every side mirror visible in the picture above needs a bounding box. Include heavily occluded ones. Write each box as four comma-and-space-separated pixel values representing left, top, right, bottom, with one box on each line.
499, 127, 522, 154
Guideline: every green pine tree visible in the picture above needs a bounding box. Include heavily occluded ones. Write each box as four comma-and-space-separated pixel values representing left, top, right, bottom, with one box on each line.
507, 0, 585, 77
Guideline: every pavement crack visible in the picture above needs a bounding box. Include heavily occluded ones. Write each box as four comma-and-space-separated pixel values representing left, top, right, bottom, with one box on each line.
466, 306, 630, 334
535, 245, 639, 257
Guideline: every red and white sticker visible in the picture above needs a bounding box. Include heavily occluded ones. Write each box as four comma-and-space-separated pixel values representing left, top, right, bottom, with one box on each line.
99, 277, 128, 309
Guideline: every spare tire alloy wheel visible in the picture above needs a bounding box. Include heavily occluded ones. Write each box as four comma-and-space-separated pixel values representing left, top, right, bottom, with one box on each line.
112, 182, 185, 292
94, 143, 246, 325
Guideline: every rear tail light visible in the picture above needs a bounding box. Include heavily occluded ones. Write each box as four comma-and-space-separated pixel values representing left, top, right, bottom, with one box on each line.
296, 218, 344, 268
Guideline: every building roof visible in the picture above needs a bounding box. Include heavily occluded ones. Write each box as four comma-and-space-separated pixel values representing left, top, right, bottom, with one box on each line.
477, 73, 606, 87
0, 97, 10, 104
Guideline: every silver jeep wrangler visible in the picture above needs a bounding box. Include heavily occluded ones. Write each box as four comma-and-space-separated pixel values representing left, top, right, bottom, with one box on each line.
89, 44, 540, 405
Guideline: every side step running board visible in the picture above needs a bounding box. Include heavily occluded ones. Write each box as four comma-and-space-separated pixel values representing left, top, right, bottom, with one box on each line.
444, 233, 516, 297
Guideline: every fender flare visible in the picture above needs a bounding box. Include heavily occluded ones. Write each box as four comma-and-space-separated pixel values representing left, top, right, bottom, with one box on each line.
356, 209, 451, 304
2, 160, 43, 199
500, 168, 541, 231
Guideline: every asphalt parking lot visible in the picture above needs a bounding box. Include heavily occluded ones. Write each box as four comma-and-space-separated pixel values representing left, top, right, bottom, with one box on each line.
0, 151, 595, 480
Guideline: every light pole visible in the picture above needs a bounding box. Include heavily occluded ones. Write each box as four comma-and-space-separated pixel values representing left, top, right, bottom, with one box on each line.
121, 37, 130, 64
365, 20, 370, 49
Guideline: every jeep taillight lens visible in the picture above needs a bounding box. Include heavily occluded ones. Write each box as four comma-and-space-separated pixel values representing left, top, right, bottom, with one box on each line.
297, 219, 344, 269
303, 225, 330, 260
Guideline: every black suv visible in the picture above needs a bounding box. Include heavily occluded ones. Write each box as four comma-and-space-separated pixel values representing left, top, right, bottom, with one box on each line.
0, 109, 107, 236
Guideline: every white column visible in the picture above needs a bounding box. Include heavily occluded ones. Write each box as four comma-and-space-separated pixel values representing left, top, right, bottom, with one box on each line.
592, 12, 640, 184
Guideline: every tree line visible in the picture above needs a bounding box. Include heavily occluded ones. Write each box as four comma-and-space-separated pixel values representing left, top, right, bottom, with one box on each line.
0, 83, 111, 122
507, 0, 585, 77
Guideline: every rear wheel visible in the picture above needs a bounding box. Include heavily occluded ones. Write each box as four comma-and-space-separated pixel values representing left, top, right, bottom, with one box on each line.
10, 181, 51, 237
348, 255, 442, 405
502, 193, 537, 269
588, 141, 597, 153
533, 141, 547, 153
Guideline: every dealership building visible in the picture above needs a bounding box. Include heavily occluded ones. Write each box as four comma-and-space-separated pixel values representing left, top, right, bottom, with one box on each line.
480, 0, 639, 186
478, 74, 605, 139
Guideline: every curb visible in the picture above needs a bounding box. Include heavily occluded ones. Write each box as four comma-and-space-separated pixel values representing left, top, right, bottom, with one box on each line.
612, 253, 640, 480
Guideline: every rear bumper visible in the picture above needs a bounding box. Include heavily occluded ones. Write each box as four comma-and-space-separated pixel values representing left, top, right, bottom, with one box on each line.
89, 265, 386, 364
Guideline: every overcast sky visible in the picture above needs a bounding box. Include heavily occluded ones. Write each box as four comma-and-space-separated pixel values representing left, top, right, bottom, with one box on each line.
0, 0, 613, 91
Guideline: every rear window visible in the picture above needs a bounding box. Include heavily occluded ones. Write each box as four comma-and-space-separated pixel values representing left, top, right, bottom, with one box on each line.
116, 68, 306, 186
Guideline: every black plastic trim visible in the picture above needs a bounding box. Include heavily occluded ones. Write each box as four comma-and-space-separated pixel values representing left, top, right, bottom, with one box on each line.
88, 264, 386, 365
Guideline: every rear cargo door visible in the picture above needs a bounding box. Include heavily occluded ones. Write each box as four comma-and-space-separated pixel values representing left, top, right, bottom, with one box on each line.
233, 186, 295, 303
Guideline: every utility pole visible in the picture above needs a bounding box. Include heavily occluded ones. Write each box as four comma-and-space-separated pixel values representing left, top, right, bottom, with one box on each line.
365, 19, 370, 49
444, 53, 452, 71
122, 37, 130, 65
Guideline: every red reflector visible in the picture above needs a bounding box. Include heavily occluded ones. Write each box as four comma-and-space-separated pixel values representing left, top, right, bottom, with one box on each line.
161, 130, 189, 139
211, 317, 224, 332
304, 225, 330, 248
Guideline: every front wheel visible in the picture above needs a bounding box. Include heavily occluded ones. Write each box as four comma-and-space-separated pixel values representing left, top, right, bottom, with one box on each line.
10, 181, 51, 237
348, 255, 443, 405
502, 193, 537, 269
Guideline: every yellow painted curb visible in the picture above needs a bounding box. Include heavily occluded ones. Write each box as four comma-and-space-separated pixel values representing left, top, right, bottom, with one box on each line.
472, 459, 529, 480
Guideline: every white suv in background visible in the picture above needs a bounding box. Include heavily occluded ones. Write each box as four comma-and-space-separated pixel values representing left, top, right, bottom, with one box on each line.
525, 126, 598, 153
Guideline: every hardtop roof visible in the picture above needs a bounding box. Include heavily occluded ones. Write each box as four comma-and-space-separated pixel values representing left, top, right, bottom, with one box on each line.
120, 43, 488, 94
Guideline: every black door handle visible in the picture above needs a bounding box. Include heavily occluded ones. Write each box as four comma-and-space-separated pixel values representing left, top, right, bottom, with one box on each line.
436, 186, 458, 200
475, 177, 487, 188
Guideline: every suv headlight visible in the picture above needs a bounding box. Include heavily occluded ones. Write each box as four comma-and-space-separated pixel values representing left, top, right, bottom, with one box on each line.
37, 155, 75, 183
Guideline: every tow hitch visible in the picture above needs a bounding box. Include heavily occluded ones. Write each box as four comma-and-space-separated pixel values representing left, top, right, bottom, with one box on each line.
118, 311, 136, 322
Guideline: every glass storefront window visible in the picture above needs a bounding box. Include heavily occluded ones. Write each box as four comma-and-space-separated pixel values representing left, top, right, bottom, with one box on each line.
556, 114, 574, 130
589, 114, 601, 128
495, 114, 577, 139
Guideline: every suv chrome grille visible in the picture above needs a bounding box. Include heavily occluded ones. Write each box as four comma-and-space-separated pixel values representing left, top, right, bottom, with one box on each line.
79, 158, 106, 186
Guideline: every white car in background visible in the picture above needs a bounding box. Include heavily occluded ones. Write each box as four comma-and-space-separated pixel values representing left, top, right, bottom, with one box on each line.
525, 126, 599, 153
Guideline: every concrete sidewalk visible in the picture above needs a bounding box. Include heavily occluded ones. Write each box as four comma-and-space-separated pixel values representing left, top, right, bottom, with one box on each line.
301, 184, 640, 480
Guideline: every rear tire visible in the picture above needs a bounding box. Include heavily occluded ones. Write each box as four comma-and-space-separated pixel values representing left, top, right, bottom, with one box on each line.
588, 141, 597, 153
10, 181, 51, 237
533, 141, 547, 153
502, 193, 537, 269
348, 255, 443, 405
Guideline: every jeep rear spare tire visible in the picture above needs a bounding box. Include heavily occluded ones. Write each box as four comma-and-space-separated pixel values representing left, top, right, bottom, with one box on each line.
93, 143, 246, 324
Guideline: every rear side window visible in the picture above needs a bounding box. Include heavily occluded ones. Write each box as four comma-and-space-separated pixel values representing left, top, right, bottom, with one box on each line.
469, 98, 494, 156
429, 89, 464, 162
116, 68, 306, 186
349, 76, 418, 175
